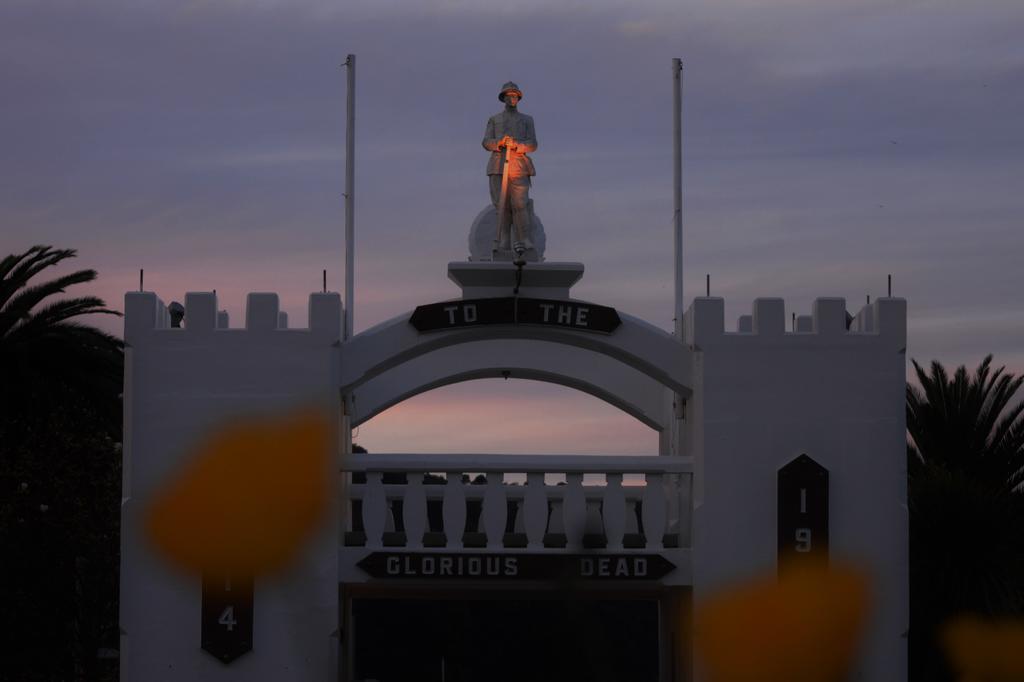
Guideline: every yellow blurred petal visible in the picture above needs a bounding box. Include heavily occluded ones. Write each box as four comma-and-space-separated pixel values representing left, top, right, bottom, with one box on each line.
145, 408, 331, 577
944, 617, 1024, 682
694, 561, 870, 682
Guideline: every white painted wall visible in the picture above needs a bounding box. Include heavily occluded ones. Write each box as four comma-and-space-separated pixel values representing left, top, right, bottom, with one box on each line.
120, 290, 343, 682
685, 296, 908, 681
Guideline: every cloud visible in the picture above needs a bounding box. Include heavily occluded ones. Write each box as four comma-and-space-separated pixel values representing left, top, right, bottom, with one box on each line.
3, 0, 1023, 452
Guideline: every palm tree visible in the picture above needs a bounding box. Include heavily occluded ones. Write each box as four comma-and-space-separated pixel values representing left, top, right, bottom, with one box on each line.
0, 246, 124, 680
906, 356, 1024, 681
908, 356, 1024, 491
0, 245, 124, 436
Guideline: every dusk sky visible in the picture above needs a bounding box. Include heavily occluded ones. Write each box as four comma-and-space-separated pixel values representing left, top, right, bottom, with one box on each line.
4, 0, 1022, 454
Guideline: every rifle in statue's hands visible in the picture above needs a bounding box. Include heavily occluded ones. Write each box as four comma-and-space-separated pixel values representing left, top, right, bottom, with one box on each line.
494, 137, 514, 258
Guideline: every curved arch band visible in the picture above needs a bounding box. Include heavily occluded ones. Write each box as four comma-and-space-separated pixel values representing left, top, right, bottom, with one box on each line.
339, 310, 693, 405
349, 339, 671, 430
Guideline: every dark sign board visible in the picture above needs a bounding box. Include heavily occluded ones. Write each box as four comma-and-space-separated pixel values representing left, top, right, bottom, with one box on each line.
777, 454, 829, 568
410, 298, 621, 335
358, 552, 675, 581
201, 573, 254, 664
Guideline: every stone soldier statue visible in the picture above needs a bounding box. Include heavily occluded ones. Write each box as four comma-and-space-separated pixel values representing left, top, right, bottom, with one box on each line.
482, 81, 537, 257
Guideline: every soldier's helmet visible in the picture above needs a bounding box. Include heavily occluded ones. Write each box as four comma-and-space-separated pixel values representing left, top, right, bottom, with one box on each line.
498, 81, 523, 102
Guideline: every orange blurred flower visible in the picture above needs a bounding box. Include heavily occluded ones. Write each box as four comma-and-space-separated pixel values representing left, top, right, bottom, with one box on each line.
145, 408, 331, 577
944, 616, 1024, 682
694, 560, 870, 682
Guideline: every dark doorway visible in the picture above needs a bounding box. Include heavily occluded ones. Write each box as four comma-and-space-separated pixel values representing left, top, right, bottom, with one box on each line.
351, 595, 660, 682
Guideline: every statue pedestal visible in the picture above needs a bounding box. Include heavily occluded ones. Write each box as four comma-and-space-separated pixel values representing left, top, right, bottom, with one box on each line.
467, 203, 547, 263
448, 261, 583, 300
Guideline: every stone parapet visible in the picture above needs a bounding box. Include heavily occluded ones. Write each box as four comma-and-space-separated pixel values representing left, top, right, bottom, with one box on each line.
124, 291, 343, 343
685, 296, 906, 351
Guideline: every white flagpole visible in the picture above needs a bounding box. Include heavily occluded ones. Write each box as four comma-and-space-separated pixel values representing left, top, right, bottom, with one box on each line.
344, 54, 356, 340
672, 58, 684, 338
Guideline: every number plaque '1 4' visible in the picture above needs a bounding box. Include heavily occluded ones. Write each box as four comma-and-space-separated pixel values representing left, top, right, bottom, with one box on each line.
777, 454, 829, 569
201, 573, 254, 664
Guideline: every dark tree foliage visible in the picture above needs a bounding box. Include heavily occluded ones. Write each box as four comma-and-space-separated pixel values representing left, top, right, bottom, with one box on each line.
0, 246, 123, 435
0, 246, 123, 681
908, 356, 1024, 490
907, 356, 1024, 682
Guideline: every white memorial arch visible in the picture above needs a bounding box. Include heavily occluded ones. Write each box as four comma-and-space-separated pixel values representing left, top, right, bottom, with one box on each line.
118, 56, 906, 682
120, 255, 908, 681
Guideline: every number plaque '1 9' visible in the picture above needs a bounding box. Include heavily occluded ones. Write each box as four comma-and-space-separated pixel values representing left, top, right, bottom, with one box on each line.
777, 454, 829, 570
201, 572, 254, 664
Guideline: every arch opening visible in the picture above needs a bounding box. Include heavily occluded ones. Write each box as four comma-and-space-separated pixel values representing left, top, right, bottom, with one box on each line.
354, 378, 660, 456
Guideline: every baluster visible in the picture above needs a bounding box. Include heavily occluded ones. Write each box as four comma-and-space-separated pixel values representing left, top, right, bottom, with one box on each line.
363, 471, 386, 549
666, 473, 681, 535
442, 471, 466, 548
548, 501, 564, 534
343, 473, 354, 537
625, 498, 640, 534
403, 473, 427, 549
548, 497, 565, 532
482, 473, 507, 549
585, 500, 603, 534
603, 473, 626, 551
678, 473, 693, 548
523, 472, 547, 549
642, 472, 667, 550
563, 473, 586, 549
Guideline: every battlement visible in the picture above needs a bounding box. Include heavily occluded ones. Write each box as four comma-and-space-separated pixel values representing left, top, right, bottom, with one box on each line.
124, 291, 344, 344
684, 296, 906, 351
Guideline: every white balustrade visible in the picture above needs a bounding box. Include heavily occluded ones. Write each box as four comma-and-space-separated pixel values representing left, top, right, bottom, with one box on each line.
343, 454, 694, 553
